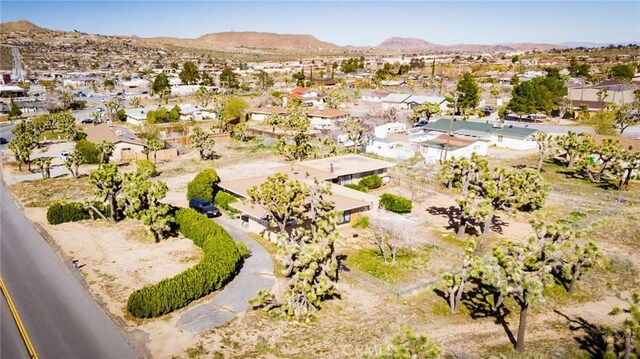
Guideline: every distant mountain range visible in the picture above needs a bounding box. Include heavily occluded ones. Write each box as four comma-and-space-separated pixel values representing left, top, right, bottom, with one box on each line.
0, 20, 635, 54
373, 37, 566, 52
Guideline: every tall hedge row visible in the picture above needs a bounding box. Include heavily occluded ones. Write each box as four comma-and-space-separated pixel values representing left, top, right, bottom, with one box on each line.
126, 208, 242, 318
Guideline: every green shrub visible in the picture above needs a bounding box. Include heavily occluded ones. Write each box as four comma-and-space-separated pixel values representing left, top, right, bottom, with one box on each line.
235, 242, 251, 259
126, 208, 243, 318
380, 193, 412, 213
47, 202, 90, 224
75, 139, 100, 164
186, 169, 220, 202
344, 183, 368, 192
214, 191, 237, 211
116, 108, 127, 122
358, 174, 382, 190
136, 159, 157, 177
352, 215, 370, 229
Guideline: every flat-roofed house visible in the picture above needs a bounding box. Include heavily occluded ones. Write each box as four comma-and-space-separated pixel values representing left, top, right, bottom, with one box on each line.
422, 118, 539, 150
217, 154, 396, 234
418, 134, 489, 164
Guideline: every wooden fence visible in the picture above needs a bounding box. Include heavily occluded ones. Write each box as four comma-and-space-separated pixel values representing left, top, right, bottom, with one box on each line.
121, 148, 178, 161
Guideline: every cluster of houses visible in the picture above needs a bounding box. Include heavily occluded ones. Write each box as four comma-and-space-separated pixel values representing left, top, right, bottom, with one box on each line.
365, 118, 538, 163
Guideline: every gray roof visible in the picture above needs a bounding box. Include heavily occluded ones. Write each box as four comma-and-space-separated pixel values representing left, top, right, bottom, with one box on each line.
381, 93, 411, 103
403, 95, 446, 105
422, 118, 539, 139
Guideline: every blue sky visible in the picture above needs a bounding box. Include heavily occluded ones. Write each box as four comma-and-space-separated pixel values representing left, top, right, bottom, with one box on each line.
2, 1, 639, 46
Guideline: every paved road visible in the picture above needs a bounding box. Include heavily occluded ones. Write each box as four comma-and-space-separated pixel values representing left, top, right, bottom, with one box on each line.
0, 181, 137, 358
177, 215, 275, 332
1, 295, 30, 359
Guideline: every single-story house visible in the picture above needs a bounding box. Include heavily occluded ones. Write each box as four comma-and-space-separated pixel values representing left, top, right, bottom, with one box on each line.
366, 137, 416, 160
282, 87, 325, 107
374, 122, 407, 139
418, 134, 489, 164
14, 100, 45, 113
381, 93, 412, 111
307, 106, 349, 130
218, 154, 395, 234
121, 78, 149, 89
421, 118, 539, 150
403, 95, 448, 113
84, 123, 146, 160
124, 106, 161, 126
361, 91, 390, 103
310, 78, 337, 88
249, 106, 288, 122
0, 85, 26, 98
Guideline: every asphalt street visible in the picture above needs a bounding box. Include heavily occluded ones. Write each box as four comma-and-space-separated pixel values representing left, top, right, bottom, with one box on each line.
1, 294, 30, 359
0, 181, 137, 358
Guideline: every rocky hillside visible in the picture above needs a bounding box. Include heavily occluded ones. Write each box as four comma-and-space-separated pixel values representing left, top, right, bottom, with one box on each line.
376, 37, 443, 51
0, 20, 45, 33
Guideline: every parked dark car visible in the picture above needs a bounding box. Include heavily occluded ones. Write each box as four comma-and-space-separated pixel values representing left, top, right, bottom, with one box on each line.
188, 198, 220, 217
413, 119, 429, 127
0, 137, 7, 144
81, 119, 93, 124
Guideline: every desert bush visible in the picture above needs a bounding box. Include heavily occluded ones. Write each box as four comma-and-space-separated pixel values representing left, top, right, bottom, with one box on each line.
235, 242, 251, 259
358, 174, 382, 190
344, 183, 368, 192
136, 159, 157, 177
186, 168, 220, 202
352, 215, 370, 229
75, 139, 100, 164
47, 202, 90, 224
214, 191, 237, 211
380, 193, 413, 213
126, 208, 243, 318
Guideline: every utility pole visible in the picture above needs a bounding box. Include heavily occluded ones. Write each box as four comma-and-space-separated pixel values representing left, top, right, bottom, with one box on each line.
444, 94, 458, 161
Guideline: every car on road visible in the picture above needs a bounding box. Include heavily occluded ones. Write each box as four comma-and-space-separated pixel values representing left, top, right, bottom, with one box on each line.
60, 151, 70, 161
0, 137, 7, 144
81, 119, 93, 124
188, 198, 220, 217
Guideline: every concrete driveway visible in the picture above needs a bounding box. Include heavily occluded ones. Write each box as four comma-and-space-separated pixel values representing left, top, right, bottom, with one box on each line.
177, 215, 275, 332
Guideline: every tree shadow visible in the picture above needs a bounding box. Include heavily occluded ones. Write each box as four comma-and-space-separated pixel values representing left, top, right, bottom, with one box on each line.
432, 282, 516, 347
425, 206, 480, 236
461, 282, 516, 346
554, 310, 607, 358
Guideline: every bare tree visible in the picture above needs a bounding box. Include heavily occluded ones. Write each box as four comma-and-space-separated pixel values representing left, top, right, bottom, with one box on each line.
369, 219, 407, 264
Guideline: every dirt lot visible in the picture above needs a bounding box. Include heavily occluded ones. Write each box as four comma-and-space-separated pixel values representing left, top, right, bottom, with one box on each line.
4, 138, 639, 358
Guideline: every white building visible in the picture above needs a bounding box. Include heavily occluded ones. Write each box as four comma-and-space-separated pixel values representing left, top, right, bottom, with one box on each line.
418, 134, 488, 164
374, 122, 407, 139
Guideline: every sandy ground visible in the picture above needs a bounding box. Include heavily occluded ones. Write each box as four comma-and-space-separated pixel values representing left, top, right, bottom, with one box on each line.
23, 207, 203, 357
